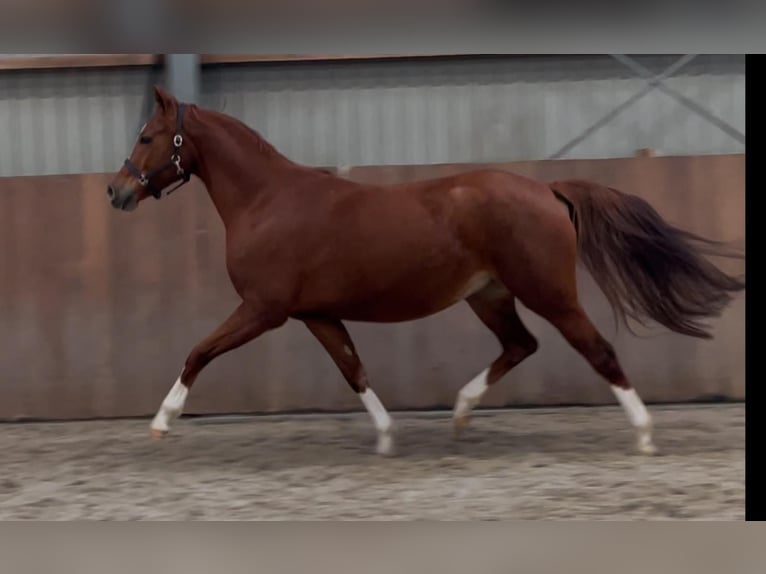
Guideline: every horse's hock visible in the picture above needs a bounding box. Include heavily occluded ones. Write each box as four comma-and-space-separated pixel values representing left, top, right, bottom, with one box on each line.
0, 154, 745, 420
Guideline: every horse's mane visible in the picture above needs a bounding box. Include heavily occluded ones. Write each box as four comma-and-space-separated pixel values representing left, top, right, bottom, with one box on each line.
198, 105, 337, 179
198, 106, 284, 158
197, 105, 341, 180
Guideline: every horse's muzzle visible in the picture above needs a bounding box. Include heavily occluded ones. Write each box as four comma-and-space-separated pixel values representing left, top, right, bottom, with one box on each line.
107, 184, 138, 211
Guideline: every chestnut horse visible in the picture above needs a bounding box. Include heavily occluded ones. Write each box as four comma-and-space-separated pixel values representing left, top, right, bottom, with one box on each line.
107, 86, 744, 457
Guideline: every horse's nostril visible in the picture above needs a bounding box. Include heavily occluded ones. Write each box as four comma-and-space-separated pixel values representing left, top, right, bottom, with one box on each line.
107, 185, 115, 199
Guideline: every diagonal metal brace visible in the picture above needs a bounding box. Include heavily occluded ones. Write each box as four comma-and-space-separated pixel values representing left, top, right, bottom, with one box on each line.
611, 54, 745, 145
548, 55, 698, 160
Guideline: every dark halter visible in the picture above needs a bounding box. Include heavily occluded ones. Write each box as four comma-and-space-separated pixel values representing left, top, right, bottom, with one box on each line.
123, 103, 191, 200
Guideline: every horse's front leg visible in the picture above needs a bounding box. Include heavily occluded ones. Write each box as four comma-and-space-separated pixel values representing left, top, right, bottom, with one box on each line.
302, 317, 395, 456
150, 302, 286, 438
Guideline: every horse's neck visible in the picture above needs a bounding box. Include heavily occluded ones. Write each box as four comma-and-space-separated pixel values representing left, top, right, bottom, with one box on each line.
189, 109, 298, 224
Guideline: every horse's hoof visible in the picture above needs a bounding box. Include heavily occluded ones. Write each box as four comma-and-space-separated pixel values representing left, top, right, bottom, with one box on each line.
453, 416, 471, 437
636, 429, 657, 455
638, 442, 658, 456
376, 433, 395, 456
150, 428, 168, 440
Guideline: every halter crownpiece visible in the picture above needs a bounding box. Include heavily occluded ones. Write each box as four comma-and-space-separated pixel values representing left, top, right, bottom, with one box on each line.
124, 102, 191, 200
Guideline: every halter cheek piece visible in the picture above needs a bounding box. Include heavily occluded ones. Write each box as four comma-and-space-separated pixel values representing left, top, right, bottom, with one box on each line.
123, 103, 191, 200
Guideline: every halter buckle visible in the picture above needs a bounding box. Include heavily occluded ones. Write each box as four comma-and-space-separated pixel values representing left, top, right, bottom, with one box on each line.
172, 154, 184, 176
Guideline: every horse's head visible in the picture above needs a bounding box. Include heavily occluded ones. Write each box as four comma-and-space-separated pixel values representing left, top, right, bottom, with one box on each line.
107, 85, 195, 211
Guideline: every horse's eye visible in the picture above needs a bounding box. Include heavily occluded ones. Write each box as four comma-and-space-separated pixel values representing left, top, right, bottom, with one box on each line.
139, 135, 153, 144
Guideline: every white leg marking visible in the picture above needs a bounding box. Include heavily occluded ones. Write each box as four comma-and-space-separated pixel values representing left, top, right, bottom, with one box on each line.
453, 368, 490, 430
359, 388, 395, 456
612, 387, 657, 455
150, 376, 188, 436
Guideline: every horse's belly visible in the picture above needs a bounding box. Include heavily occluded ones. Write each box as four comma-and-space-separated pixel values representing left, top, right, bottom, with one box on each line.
307, 269, 494, 323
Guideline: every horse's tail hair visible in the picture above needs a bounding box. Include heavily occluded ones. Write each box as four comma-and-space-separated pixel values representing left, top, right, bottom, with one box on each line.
549, 179, 745, 339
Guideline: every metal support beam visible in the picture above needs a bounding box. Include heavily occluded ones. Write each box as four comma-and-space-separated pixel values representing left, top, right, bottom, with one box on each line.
549, 55, 697, 160
610, 54, 745, 145
165, 54, 201, 104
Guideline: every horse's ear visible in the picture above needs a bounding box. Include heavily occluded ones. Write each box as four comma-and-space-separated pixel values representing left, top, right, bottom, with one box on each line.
153, 84, 177, 114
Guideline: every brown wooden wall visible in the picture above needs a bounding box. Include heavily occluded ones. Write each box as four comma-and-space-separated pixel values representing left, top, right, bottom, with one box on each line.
0, 155, 745, 420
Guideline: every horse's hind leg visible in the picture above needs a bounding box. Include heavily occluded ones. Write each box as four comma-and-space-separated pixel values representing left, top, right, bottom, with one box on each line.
453, 283, 539, 434
303, 317, 395, 456
538, 304, 657, 455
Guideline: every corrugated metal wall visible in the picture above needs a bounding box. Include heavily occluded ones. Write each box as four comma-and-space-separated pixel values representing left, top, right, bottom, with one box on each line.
202, 55, 745, 167
0, 66, 157, 177
0, 55, 745, 177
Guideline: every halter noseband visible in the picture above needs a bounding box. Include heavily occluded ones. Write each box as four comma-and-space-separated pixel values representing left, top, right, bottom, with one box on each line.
124, 103, 191, 200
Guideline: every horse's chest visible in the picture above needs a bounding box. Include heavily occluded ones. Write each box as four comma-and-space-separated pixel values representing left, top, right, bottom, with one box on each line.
223, 235, 299, 296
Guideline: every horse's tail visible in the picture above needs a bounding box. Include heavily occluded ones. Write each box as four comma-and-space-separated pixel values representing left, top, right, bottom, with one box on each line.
549, 179, 745, 339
